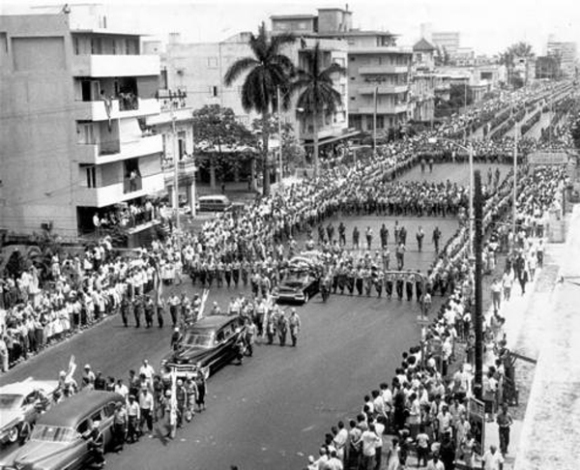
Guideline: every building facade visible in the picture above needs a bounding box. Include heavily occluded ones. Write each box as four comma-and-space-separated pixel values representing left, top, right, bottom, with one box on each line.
149, 32, 349, 148
431, 31, 460, 57
0, 7, 164, 236
546, 38, 578, 79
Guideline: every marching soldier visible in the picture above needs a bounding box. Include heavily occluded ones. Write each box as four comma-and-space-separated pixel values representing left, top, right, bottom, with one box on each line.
120, 294, 130, 327
346, 266, 355, 295
416, 227, 425, 252
433, 227, 442, 254
375, 269, 384, 298
405, 271, 415, 301
380, 224, 389, 249
215, 261, 224, 288
396, 273, 404, 300
355, 267, 364, 296
232, 260, 241, 287
144, 296, 155, 328
241, 260, 250, 287
415, 270, 424, 303
277, 311, 289, 346
338, 222, 346, 246
382, 248, 391, 271
168, 293, 180, 327
385, 271, 394, 299
224, 262, 232, 288
133, 296, 143, 328
352, 226, 360, 250
289, 309, 301, 347
363, 267, 373, 296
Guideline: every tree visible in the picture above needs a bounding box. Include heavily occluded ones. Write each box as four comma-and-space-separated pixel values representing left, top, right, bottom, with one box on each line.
499, 42, 535, 88
224, 22, 295, 197
289, 42, 346, 177
193, 105, 256, 188
435, 45, 451, 66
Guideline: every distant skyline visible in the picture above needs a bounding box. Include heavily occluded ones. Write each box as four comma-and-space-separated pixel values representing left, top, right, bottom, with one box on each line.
2, 0, 580, 56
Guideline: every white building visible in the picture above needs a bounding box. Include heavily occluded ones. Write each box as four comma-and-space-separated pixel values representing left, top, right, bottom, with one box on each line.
0, 5, 164, 237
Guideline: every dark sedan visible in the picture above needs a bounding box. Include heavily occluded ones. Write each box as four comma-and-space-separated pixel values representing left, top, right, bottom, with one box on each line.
161, 315, 247, 382
272, 269, 320, 304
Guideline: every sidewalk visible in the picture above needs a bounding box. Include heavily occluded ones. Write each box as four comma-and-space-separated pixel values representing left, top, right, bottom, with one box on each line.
512, 205, 580, 470
479, 206, 580, 470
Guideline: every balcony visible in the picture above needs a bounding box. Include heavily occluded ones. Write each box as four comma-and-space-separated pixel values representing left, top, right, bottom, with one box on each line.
75, 174, 164, 208
74, 98, 160, 121
76, 134, 163, 165
359, 65, 409, 74
72, 54, 160, 78
357, 104, 408, 114
358, 85, 409, 94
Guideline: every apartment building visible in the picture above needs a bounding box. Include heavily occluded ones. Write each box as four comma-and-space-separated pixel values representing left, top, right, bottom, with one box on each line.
272, 7, 412, 136
155, 32, 349, 149
547, 38, 578, 79
0, 7, 164, 237
431, 31, 460, 57
410, 38, 436, 123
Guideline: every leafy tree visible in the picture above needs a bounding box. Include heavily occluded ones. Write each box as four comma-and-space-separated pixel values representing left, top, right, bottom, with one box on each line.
435, 45, 451, 66
224, 22, 295, 196
499, 41, 534, 88
289, 42, 346, 176
193, 105, 256, 188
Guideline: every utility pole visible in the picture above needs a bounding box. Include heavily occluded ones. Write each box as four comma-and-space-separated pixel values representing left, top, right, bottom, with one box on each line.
277, 86, 284, 188
165, 89, 187, 235
512, 123, 518, 239
473, 169, 484, 400
374, 85, 378, 159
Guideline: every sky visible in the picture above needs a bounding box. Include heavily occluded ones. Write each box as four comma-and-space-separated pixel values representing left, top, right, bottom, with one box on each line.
2, 0, 580, 56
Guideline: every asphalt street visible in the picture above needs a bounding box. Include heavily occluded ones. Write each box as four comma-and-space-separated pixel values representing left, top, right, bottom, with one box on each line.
0, 162, 511, 470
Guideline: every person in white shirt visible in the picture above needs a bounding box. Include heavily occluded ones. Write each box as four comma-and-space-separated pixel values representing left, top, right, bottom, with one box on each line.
139, 359, 155, 385
482, 445, 504, 470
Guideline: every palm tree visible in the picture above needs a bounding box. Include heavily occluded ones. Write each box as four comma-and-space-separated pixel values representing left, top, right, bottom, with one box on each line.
224, 22, 295, 196
290, 42, 346, 177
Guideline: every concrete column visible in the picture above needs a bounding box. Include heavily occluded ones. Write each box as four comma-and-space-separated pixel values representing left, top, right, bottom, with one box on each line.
187, 182, 196, 217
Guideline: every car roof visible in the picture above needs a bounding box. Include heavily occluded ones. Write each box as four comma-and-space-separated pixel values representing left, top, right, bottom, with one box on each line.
0, 380, 59, 396
187, 315, 238, 331
37, 391, 123, 429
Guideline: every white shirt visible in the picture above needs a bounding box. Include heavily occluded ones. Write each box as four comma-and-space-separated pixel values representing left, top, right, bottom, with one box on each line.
482, 450, 504, 470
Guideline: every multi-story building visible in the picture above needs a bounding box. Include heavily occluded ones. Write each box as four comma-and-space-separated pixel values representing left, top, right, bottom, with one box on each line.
0, 6, 164, 237
536, 55, 561, 80
410, 38, 436, 123
271, 7, 412, 136
150, 32, 349, 151
431, 31, 460, 57
546, 37, 578, 79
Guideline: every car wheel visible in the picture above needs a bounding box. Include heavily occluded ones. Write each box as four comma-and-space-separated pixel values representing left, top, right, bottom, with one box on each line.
6, 425, 20, 444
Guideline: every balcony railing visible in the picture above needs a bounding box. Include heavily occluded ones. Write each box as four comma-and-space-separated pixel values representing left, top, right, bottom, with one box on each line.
123, 175, 143, 194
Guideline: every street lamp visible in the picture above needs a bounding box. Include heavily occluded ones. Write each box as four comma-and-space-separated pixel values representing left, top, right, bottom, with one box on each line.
428, 137, 475, 256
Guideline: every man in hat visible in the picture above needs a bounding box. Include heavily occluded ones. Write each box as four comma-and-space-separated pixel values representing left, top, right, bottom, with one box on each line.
112, 401, 127, 452
138, 385, 154, 436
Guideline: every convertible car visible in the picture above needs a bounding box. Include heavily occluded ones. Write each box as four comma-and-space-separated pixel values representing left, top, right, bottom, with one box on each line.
0, 379, 59, 445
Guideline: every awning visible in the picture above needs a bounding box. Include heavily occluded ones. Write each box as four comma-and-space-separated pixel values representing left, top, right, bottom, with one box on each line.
303, 130, 362, 147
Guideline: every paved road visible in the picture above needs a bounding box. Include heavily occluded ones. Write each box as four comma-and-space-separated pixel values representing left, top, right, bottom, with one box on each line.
0, 162, 500, 469
0, 287, 438, 470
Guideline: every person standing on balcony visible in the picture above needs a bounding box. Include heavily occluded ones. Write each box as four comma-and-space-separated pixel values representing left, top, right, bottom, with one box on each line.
129, 170, 138, 192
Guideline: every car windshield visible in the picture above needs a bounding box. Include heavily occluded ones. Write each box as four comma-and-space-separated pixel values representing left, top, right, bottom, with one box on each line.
182, 332, 214, 348
31, 425, 77, 443
285, 272, 309, 283
0, 394, 22, 410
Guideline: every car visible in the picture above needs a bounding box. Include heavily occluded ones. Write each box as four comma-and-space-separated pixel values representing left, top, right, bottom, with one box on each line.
0, 390, 124, 470
161, 315, 247, 383
0, 379, 59, 446
272, 267, 321, 304
196, 195, 231, 212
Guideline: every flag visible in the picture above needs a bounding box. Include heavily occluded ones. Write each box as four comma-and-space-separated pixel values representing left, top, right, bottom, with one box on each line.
198, 289, 210, 319
66, 355, 76, 382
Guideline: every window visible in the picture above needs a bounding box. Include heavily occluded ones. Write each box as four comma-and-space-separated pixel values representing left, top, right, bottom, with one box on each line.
349, 56, 356, 62
86, 166, 96, 188
104, 402, 116, 418
211, 86, 219, 97
376, 115, 384, 129
350, 96, 355, 101
91, 37, 101, 54
207, 57, 218, 68
77, 123, 95, 144
160, 67, 168, 90
73, 36, 80, 55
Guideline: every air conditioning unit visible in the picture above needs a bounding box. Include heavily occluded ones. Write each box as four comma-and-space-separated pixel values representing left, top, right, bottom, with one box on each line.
41, 221, 53, 232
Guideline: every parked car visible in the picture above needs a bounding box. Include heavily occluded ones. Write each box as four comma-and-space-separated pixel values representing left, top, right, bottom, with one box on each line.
0, 390, 124, 470
161, 315, 247, 383
196, 195, 231, 212
0, 379, 59, 445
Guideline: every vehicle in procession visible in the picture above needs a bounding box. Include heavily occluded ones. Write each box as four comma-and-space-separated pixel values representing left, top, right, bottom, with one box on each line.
272, 253, 323, 304
0, 379, 60, 446
160, 315, 248, 383
0, 391, 124, 470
